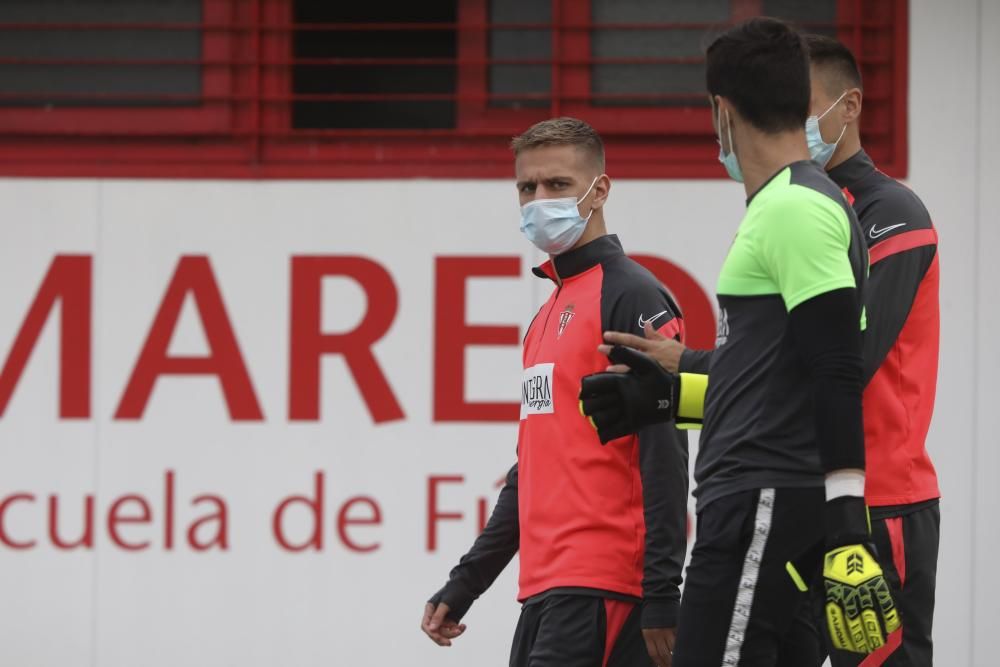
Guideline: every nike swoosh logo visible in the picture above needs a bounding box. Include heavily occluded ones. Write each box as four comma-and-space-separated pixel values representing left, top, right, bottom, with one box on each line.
869, 222, 906, 239
638, 310, 669, 329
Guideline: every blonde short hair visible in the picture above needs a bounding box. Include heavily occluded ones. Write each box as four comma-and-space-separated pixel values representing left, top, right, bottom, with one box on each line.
510, 117, 605, 171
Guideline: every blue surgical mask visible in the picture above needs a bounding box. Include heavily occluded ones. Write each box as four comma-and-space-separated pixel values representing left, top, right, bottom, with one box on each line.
806, 91, 848, 167
716, 107, 743, 183
520, 177, 599, 255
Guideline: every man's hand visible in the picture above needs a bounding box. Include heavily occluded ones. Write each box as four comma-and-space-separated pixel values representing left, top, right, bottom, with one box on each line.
822, 544, 900, 653
642, 627, 675, 667
599, 321, 686, 374
421, 602, 467, 647
579, 346, 678, 443
786, 541, 901, 655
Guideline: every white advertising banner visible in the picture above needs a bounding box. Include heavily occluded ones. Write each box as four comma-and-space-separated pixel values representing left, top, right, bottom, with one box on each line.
0, 173, 988, 666
0, 179, 728, 667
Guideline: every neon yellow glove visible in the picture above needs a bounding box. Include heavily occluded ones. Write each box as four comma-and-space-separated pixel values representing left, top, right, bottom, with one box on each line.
822, 543, 900, 653
786, 496, 901, 655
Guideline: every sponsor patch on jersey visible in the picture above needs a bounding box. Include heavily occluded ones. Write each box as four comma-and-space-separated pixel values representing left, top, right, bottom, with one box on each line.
520, 363, 554, 419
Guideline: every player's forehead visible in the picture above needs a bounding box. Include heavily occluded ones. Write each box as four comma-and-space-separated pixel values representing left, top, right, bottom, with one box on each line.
514, 144, 587, 182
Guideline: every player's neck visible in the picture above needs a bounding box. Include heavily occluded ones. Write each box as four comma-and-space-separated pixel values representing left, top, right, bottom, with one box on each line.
547, 216, 607, 285
739, 128, 811, 199
560, 215, 607, 257
825, 126, 863, 171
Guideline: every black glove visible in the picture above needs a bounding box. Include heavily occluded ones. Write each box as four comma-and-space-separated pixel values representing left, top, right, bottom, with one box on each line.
578, 345, 678, 444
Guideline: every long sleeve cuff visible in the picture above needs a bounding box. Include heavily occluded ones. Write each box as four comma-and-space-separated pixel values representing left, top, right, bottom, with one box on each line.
641, 597, 680, 629
427, 580, 476, 623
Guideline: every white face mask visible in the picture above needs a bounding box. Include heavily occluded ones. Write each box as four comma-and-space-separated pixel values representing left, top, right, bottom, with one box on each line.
806, 91, 848, 167
519, 177, 599, 255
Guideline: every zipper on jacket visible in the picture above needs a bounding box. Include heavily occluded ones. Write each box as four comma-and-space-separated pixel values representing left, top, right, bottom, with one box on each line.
529, 280, 562, 367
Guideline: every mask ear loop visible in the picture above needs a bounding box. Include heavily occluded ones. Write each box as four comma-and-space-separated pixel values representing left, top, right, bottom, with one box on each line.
831, 124, 848, 145
818, 90, 849, 120
818, 91, 849, 148
725, 109, 735, 157
715, 105, 721, 148
716, 105, 735, 157
578, 175, 601, 221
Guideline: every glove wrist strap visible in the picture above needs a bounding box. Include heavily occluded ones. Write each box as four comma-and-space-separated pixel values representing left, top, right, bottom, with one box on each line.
824, 495, 870, 548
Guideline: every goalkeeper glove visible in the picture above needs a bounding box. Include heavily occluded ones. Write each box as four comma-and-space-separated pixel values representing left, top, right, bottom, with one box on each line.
578, 345, 678, 444
788, 496, 901, 654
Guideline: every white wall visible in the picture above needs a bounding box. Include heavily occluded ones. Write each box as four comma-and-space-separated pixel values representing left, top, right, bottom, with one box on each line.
970, 0, 1000, 663
0, 1, 995, 665
909, 1, 999, 663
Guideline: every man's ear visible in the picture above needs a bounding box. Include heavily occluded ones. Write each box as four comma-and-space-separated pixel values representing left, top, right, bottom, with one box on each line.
710, 95, 723, 131
591, 174, 611, 210
714, 96, 742, 134
843, 87, 863, 124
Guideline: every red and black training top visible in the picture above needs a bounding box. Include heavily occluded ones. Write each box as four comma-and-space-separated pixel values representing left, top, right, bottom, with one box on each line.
829, 149, 941, 512
430, 235, 690, 629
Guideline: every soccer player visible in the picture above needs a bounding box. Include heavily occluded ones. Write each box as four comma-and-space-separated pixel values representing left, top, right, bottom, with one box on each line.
600, 32, 943, 667
580, 19, 898, 665
420, 117, 689, 667
803, 34, 942, 667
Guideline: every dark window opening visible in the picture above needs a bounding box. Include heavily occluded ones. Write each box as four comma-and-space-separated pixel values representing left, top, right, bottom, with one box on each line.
0, 0, 201, 108
292, 0, 457, 129
588, 0, 837, 108
762, 0, 836, 25
590, 0, 727, 108
489, 0, 550, 109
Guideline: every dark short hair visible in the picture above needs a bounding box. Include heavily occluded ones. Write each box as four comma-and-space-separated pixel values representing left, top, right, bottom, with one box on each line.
510, 117, 605, 171
705, 17, 810, 133
804, 34, 864, 93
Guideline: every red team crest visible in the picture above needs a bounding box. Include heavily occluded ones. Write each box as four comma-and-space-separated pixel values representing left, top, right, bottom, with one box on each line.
557, 304, 575, 338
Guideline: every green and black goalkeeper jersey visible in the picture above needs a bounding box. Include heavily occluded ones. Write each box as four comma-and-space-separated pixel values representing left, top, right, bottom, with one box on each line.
694, 160, 868, 510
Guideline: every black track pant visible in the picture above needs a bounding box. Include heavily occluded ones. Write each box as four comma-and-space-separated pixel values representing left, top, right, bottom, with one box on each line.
816, 501, 940, 667
509, 594, 649, 667
672, 487, 827, 667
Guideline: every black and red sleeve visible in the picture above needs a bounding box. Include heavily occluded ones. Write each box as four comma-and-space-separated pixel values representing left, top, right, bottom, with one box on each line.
601, 257, 689, 629
427, 462, 519, 622
860, 188, 938, 384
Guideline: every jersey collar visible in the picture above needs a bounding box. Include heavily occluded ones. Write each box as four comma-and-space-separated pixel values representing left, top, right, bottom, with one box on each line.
532, 234, 624, 283
827, 149, 875, 190
745, 160, 815, 206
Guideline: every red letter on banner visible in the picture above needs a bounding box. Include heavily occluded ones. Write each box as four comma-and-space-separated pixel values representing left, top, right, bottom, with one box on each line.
0, 255, 91, 419
115, 256, 263, 420
0, 493, 37, 549
337, 496, 382, 553
187, 495, 229, 551
272, 471, 325, 552
433, 257, 520, 422
288, 256, 403, 423
107, 495, 152, 551
48, 495, 95, 550
631, 255, 717, 350
426, 475, 464, 552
